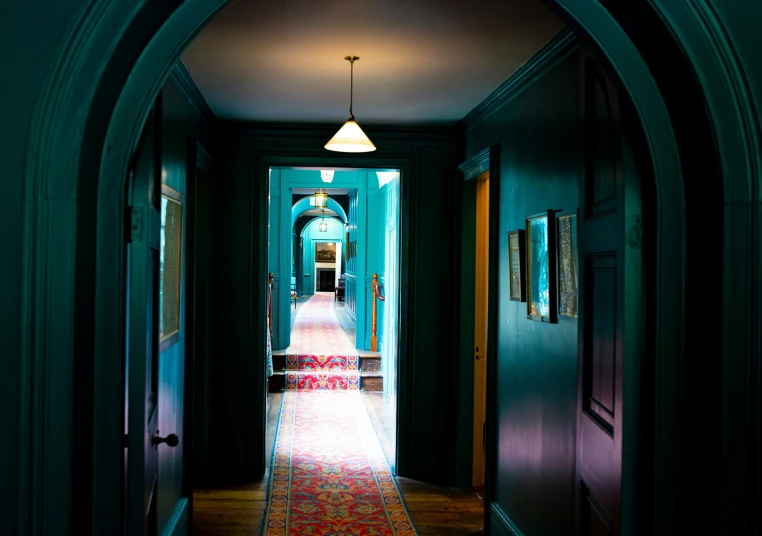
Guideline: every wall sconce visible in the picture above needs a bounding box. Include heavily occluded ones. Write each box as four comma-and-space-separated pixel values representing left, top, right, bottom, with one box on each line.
321, 170, 334, 183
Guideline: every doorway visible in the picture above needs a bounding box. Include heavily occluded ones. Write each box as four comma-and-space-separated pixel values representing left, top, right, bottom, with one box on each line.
39, 1, 721, 534
267, 167, 403, 471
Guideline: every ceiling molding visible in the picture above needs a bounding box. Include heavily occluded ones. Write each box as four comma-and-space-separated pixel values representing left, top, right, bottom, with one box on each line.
460, 28, 579, 131
170, 60, 216, 124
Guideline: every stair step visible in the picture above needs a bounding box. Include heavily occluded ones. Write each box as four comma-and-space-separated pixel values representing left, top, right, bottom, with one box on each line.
267, 370, 384, 392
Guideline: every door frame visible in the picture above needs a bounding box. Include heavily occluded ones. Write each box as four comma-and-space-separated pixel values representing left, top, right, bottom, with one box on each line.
259, 153, 414, 475
20, 0, 762, 533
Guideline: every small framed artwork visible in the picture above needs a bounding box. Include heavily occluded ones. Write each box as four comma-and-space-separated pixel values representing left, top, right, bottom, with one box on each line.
508, 230, 526, 302
556, 210, 579, 318
315, 242, 337, 262
159, 184, 183, 351
526, 210, 557, 323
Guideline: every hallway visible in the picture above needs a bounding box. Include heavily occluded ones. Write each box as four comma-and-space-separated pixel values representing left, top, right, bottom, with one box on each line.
193, 294, 485, 535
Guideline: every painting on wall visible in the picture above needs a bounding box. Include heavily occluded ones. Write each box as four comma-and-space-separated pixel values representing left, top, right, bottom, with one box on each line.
315, 242, 337, 263
508, 229, 526, 302
526, 210, 557, 323
159, 184, 183, 351
557, 211, 579, 318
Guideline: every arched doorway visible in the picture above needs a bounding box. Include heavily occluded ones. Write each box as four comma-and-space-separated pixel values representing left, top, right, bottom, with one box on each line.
18, 0, 760, 534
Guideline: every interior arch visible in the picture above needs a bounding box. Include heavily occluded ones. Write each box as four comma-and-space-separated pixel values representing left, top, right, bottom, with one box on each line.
19, 0, 759, 533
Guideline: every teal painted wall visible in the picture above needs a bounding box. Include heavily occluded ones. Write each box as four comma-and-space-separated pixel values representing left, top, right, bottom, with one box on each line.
463, 50, 582, 534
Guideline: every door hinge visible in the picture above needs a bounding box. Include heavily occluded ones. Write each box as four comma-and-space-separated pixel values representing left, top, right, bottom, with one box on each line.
628, 215, 642, 249
128, 206, 143, 243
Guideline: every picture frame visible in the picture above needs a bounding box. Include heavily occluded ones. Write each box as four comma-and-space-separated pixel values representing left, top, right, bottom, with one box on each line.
556, 210, 579, 319
315, 242, 337, 262
526, 210, 557, 323
159, 184, 183, 351
508, 229, 526, 302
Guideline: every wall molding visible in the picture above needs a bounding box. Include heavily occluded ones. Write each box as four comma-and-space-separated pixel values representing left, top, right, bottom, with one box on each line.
458, 147, 490, 181
460, 28, 579, 131
162, 498, 188, 536
171, 60, 216, 125
490, 503, 524, 536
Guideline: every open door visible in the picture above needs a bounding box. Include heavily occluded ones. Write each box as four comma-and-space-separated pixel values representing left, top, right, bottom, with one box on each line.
125, 97, 163, 535
575, 52, 643, 535
473, 172, 489, 490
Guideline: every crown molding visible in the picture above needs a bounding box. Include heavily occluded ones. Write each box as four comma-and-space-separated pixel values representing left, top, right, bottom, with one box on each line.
460, 28, 579, 131
170, 60, 216, 124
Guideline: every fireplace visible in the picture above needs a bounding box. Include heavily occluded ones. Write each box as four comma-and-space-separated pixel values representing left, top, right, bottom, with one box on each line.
316, 268, 336, 292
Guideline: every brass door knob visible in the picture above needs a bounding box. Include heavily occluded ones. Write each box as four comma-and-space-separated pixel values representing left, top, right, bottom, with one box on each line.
153, 432, 179, 447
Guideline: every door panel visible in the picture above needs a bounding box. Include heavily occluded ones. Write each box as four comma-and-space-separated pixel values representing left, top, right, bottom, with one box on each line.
576, 54, 631, 536
126, 99, 162, 536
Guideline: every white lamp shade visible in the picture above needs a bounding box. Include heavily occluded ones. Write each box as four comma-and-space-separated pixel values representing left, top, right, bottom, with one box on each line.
324, 120, 376, 153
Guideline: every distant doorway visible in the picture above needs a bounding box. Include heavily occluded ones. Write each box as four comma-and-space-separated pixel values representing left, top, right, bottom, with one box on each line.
316, 267, 336, 292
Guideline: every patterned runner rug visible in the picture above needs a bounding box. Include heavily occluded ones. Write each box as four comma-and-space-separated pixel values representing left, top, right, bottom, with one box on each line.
286, 292, 359, 390
262, 390, 417, 535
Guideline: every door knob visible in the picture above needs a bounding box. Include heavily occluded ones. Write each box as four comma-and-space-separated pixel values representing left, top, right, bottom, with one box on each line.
153, 432, 179, 447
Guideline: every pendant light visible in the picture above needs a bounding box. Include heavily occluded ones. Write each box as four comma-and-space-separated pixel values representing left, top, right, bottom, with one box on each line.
325, 56, 376, 153
314, 188, 329, 208
319, 209, 328, 232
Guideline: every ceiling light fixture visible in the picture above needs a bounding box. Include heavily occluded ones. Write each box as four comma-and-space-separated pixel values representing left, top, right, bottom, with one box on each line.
319, 209, 328, 232
325, 56, 376, 153
321, 170, 335, 183
314, 188, 329, 208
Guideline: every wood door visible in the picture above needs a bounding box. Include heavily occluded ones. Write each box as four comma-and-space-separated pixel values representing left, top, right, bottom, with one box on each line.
126, 100, 162, 535
576, 53, 642, 536
473, 172, 489, 488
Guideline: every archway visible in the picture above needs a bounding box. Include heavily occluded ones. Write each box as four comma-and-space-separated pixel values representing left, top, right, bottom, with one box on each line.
19, 0, 760, 534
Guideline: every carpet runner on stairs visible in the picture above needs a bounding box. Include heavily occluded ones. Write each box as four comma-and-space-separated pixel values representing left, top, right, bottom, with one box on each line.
286, 292, 360, 390
262, 390, 417, 535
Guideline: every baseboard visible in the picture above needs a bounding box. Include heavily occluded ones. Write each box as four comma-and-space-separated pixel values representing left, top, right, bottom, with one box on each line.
163, 497, 189, 536
490, 503, 524, 536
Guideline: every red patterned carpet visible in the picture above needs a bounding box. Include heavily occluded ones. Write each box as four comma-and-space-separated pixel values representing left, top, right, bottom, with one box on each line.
262, 390, 417, 535
285, 292, 359, 390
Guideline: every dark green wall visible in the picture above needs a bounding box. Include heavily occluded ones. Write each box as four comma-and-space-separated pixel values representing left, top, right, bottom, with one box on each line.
463, 50, 582, 534
210, 124, 462, 484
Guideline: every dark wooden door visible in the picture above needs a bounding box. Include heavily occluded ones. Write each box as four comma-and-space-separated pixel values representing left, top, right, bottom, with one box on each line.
125, 100, 163, 536
576, 52, 642, 536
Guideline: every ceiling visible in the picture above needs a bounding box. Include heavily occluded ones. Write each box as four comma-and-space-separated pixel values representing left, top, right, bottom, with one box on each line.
181, 0, 565, 125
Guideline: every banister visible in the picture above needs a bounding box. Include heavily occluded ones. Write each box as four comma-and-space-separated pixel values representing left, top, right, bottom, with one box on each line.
370, 273, 385, 352
268, 272, 274, 340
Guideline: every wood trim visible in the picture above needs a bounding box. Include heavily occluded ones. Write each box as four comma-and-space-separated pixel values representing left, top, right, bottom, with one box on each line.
489, 503, 525, 536
458, 147, 490, 181
170, 60, 217, 125
460, 28, 579, 131
163, 497, 189, 536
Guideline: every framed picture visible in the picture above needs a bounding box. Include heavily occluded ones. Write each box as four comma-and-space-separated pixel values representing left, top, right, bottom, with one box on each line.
159, 184, 183, 351
556, 211, 579, 318
508, 229, 526, 302
315, 242, 337, 262
526, 210, 557, 323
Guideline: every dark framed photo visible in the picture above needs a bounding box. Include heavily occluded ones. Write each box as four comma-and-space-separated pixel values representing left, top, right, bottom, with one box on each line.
556, 210, 579, 318
159, 184, 183, 351
526, 210, 557, 323
508, 229, 526, 302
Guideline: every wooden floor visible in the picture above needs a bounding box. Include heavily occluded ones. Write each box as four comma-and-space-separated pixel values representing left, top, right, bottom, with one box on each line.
193, 392, 484, 535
